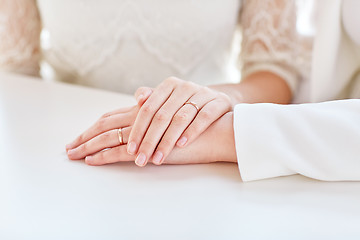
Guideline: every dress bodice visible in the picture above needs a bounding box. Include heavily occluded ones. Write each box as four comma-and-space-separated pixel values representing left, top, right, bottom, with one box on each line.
0, 0, 311, 96
37, 0, 241, 93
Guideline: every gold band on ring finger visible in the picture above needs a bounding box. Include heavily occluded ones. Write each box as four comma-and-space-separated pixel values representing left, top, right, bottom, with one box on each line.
117, 128, 123, 145
184, 101, 200, 112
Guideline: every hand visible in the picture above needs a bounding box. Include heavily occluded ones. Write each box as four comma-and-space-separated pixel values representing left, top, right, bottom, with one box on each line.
67, 112, 236, 166
127, 77, 232, 167
65, 105, 140, 162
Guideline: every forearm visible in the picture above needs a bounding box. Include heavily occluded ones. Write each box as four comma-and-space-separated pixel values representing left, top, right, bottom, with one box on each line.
209, 71, 292, 106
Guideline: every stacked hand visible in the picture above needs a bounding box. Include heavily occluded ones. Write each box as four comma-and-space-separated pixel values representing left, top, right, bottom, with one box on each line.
66, 77, 235, 166
66, 105, 139, 165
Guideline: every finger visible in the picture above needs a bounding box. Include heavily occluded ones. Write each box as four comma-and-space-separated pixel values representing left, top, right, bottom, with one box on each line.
151, 90, 217, 165
134, 87, 154, 106
85, 145, 135, 166
133, 82, 199, 166
100, 106, 135, 119
66, 109, 135, 151
149, 104, 198, 165
67, 126, 131, 160
127, 77, 180, 156
177, 96, 231, 148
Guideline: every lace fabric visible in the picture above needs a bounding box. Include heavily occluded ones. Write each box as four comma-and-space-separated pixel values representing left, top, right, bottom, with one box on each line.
240, 0, 314, 92
35, 0, 241, 93
0, 0, 314, 94
0, 0, 41, 76
38, 0, 238, 77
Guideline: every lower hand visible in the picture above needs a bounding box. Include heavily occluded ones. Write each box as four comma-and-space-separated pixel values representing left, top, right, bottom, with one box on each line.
65, 105, 139, 163
67, 112, 236, 166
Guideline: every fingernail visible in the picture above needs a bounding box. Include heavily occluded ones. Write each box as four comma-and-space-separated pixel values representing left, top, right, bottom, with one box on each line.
152, 151, 163, 165
136, 94, 144, 103
135, 153, 147, 167
127, 141, 137, 155
177, 136, 188, 147
85, 156, 94, 164
67, 149, 75, 156
66, 143, 73, 150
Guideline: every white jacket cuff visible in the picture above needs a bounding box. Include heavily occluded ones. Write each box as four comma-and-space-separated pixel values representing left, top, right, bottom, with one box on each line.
233, 103, 295, 182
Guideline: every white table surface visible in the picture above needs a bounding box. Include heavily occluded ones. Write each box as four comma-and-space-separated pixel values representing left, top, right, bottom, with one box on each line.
1, 72, 360, 240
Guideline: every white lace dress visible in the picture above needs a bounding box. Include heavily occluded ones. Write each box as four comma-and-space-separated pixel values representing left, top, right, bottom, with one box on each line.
0, 0, 312, 94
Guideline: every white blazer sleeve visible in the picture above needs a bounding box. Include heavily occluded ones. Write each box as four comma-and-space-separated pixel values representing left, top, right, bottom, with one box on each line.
233, 99, 360, 181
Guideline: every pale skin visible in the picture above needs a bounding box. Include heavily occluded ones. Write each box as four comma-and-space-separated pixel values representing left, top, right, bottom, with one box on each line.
66, 71, 291, 166
67, 107, 236, 165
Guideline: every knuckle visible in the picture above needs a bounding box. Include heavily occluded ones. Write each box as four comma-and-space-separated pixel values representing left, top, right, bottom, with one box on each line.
182, 81, 196, 91
141, 103, 153, 115
101, 131, 112, 142
154, 109, 170, 122
95, 118, 106, 131
199, 109, 212, 121
173, 111, 191, 124
165, 76, 180, 84
201, 86, 213, 95
218, 92, 232, 104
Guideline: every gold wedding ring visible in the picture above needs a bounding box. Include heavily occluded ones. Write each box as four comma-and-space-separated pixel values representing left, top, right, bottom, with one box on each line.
184, 101, 200, 112
118, 128, 123, 145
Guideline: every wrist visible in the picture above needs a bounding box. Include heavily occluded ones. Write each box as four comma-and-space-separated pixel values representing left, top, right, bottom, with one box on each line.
211, 112, 237, 163
208, 84, 245, 108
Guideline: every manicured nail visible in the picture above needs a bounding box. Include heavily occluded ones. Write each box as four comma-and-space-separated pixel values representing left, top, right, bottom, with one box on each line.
177, 136, 188, 147
85, 156, 94, 164
135, 153, 147, 167
66, 144, 73, 150
152, 151, 163, 165
127, 141, 137, 155
67, 149, 75, 156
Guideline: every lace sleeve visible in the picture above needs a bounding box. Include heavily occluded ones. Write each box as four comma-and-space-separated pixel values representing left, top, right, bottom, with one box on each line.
240, 0, 313, 93
0, 0, 41, 76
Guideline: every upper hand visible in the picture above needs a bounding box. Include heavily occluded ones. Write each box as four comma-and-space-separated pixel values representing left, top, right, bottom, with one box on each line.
127, 76, 232, 167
